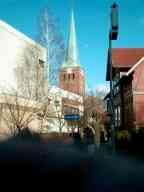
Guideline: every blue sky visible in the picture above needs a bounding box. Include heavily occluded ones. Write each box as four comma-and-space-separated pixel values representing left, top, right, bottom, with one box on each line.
0, 0, 144, 92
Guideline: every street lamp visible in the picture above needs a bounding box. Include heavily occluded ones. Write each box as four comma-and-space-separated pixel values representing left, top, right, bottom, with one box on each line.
109, 3, 119, 152
110, 3, 119, 40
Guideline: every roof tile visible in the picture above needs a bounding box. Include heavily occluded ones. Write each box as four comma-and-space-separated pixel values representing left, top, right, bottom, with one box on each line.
112, 48, 144, 68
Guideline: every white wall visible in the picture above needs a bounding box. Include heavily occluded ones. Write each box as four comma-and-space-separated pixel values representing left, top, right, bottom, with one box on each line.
43, 86, 83, 133
0, 20, 83, 135
0, 20, 46, 92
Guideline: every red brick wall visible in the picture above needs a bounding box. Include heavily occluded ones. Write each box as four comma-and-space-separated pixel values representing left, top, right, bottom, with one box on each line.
132, 60, 144, 127
133, 60, 144, 91
133, 95, 144, 127
122, 76, 134, 129
59, 68, 85, 96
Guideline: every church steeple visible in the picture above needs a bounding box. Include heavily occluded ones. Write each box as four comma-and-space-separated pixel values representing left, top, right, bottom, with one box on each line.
59, 8, 85, 96
61, 9, 80, 69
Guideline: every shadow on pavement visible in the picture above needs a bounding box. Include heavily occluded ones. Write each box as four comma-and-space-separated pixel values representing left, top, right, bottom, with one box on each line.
0, 136, 144, 192
0, 136, 89, 192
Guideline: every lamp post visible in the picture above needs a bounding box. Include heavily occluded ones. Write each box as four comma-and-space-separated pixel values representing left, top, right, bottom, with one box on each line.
109, 3, 119, 152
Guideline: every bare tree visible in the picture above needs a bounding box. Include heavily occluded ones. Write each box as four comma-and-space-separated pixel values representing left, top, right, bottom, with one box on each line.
1, 89, 42, 136
79, 91, 105, 147
15, 44, 48, 101
36, 95, 52, 133
0, 43, 50, 136
37, 7, 65, 86
53, 95, 65, 134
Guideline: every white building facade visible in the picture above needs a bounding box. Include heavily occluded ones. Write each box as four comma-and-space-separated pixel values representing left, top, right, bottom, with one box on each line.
0, 20, 47, 97
0, 20, 83, 137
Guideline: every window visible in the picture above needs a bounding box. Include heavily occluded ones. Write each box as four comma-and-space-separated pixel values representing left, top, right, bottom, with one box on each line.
113, 85, 120, 96
72, 73, 75, 80
107, 99, 111, 113
117, 106, 121, 127
114, 107, 118, 127
63, 106, 79, 115
114, 105, 121, 127
72, 108, 79, 114
39, 59, 44, 68
113, 72, 120, 86
68, 74, 71, 80
63, 74, 66, 81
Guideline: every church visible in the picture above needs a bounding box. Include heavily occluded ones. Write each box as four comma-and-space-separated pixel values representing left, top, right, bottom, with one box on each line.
59, 10, 85, 96
0, 9, 85, 137
44, 9, 85, 133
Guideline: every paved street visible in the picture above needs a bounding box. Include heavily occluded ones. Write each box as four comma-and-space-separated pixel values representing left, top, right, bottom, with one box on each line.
0, 139, 144, 191
88, 150, 144, 192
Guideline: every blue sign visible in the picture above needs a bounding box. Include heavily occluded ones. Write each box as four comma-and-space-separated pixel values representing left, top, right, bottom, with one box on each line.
64, 114, 80, 121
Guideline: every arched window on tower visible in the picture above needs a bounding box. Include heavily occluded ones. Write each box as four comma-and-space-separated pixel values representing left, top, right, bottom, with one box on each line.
72, 73, 75, 80
68, 74, 71, 80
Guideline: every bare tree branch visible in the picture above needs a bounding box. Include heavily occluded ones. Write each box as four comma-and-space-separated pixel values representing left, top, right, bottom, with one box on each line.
37, 7, 65, 85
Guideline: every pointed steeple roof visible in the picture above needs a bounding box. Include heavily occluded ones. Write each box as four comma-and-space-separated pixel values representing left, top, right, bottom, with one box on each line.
61, 9, 80, 69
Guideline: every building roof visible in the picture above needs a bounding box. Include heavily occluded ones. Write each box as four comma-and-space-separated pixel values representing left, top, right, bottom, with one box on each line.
61, 9, 80, 69
126, 57, 144, 76
106, 48, 144, 81
112, 48, 144, 68
106, 56, 144, 90
48, 86, 83, 103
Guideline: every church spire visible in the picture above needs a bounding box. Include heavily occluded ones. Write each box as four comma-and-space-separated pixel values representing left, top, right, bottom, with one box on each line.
61, 9, 80, 69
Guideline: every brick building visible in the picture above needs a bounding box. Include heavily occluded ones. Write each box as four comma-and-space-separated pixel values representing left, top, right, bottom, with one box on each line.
58, 9, 85, 133
105, 48, 144, 131
59, 10, 85, 96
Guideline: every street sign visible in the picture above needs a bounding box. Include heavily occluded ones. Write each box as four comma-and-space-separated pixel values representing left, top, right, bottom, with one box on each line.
64, 114, 80, 121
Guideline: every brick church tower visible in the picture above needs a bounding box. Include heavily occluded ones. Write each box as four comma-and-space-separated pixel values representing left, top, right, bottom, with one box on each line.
59, 10, 85, 96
